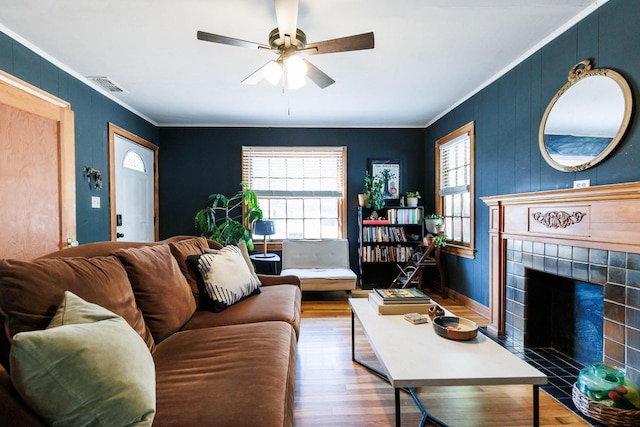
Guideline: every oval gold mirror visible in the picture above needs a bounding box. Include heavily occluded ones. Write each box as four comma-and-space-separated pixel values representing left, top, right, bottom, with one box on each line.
539, 60, 633, 172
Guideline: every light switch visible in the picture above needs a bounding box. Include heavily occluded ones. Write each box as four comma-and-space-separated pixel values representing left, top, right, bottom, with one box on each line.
91, 196, 100, 209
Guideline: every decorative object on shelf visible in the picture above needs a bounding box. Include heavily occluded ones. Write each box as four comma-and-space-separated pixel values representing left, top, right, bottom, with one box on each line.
253, 219, 277, 258
432, 316, 478, 341
357, 193, 366, 207
406, 191, 421, 207
424, 214, 444, 234
369, 159, 400, 200
539, 59, 633, 172
194, 183, 263, 250
363, 171, 385, 210
83, 167, 102, 190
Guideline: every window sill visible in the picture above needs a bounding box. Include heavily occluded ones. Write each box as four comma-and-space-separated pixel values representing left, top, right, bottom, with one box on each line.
443, 243, 475, 259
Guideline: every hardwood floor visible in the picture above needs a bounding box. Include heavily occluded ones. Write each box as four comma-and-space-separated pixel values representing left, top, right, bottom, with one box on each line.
294, 291, 589, 426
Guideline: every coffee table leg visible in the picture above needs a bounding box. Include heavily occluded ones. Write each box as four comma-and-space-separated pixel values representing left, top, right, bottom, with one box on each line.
533, 385, 539, 427
352, 309, 449, 427
395, 388, 401, 426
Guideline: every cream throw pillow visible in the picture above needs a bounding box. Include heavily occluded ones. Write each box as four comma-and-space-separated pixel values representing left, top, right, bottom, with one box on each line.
10, 291, 156, 427
197, 245, 261, 309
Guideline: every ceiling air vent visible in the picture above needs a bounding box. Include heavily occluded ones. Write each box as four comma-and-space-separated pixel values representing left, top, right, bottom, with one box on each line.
86, 76, 126, 93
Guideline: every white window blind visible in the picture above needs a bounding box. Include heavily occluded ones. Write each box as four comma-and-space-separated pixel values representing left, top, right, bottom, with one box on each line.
439, 132, 470, 196
242, 146, 345, 197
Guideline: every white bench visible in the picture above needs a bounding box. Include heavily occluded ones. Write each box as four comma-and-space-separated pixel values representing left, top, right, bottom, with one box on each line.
280, 239, 357, 291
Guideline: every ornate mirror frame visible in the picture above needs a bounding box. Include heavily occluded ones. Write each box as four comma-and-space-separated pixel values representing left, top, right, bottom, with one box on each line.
538, 60, 633, 172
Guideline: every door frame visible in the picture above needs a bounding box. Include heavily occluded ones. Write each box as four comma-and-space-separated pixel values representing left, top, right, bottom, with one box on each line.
0, 70, 76, 252
108, 123, 159, 241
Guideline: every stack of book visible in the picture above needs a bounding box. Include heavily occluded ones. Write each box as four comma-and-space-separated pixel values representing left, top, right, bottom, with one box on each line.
368, 287, 435, 315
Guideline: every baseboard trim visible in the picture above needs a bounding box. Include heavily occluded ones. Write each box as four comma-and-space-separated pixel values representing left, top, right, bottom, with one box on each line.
442, 287, 490, 320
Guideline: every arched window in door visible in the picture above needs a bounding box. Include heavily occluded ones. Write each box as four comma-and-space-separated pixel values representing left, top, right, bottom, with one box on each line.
123, 150, 146, 173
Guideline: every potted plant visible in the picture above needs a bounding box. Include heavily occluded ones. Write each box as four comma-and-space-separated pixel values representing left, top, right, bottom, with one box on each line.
423, 233, 447, 248
406, 191, 421, 207
363, 171, 385, 211
425, 214, 444, 234
194, 183, 263, 249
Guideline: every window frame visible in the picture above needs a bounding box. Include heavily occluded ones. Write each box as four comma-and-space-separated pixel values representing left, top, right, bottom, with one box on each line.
241, 146, 347, 247
435, 121, 476, 259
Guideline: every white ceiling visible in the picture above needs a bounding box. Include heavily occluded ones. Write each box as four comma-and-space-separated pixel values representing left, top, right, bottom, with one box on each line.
0, 0, 605, 128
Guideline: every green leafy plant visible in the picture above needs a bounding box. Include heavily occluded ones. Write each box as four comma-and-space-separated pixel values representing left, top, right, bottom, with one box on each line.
194, 183, 263, 249
426, 213, 442, 219
406, 191, 421, 199
425, 233, 448, 247
363, 171, 385, 210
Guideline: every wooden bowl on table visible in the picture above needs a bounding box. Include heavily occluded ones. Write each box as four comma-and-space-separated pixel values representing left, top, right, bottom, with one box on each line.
432, 316, 478, 341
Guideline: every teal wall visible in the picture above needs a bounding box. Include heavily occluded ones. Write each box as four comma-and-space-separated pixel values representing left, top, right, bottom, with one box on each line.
425, 0, 640, 306
0, 31, 159, 244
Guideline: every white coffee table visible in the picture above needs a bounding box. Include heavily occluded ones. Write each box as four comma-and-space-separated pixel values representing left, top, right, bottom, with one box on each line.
349, 298, 547, 426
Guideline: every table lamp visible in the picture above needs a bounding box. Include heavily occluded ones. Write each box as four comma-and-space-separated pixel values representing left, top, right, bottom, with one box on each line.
253, 219, 276, 258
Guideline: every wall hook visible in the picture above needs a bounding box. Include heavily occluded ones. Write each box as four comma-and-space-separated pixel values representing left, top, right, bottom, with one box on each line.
83, 167, 102, 190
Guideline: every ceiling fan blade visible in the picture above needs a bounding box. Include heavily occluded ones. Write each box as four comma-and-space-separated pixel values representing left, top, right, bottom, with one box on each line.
241, 62, 270, 85
303, 59, 335, 89
274, 0, 299, 42
197, 30, 268, 50
306, 32, 374, 55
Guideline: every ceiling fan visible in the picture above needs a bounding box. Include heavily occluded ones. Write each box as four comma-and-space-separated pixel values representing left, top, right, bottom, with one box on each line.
197, 0, 374, 90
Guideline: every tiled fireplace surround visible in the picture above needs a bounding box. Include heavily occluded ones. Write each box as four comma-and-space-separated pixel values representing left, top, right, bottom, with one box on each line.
482, 182, 640, 385
504, 238, 640, 383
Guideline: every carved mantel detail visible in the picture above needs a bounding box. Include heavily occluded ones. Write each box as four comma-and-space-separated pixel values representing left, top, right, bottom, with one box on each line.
531, 211, 587, 229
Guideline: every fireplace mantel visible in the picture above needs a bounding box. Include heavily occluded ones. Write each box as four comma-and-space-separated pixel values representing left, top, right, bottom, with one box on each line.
481, 181, 640, 336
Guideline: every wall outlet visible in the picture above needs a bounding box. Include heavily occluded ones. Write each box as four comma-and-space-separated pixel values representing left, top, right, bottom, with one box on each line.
573, 179, 591, 189
91, 196, 100, 209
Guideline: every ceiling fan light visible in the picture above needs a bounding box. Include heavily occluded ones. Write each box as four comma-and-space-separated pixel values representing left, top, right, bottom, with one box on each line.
285, 55, 307, 90
262, 60, 283, 85
287, 73, 306, 90
286, 55, 307, 78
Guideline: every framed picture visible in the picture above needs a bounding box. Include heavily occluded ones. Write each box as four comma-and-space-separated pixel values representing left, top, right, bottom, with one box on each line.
369, 159, 401, 200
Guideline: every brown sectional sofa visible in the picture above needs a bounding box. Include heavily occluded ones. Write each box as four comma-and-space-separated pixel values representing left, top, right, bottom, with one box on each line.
0, 236, 302, 426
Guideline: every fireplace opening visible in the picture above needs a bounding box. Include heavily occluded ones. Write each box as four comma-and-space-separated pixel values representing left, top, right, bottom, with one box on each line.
527, 269, 603, 365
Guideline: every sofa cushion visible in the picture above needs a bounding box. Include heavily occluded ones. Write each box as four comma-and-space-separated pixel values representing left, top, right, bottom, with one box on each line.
115, 244, 196, 343
0, 255, 155, 369
281, 239, 351, 269
279, 267, 357, 291
183, 284, 302, 338
203, 240, 259, 282
10, 292, 156, 427
152, 322, 295, 427
167, 237, 209, 303
192, 245, 261, 312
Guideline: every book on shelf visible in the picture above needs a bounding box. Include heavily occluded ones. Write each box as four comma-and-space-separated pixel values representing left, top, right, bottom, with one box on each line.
362, 219, 390, 225
361, 245, 415, 262
373, 287, 430, 303
368, 293, 434, 315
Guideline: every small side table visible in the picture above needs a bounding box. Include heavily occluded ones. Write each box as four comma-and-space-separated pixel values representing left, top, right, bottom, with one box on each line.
249, 253, 281, 275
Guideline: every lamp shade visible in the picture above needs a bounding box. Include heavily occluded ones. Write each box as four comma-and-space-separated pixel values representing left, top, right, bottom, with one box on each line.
253, 219, 276, 236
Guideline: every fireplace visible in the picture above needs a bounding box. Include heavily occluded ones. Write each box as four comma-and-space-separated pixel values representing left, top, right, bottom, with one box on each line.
483, 182, 640, 385
525, 269, 603, 365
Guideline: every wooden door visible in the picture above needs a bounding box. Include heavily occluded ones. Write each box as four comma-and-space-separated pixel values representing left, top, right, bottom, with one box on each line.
0, 71, 76, 260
